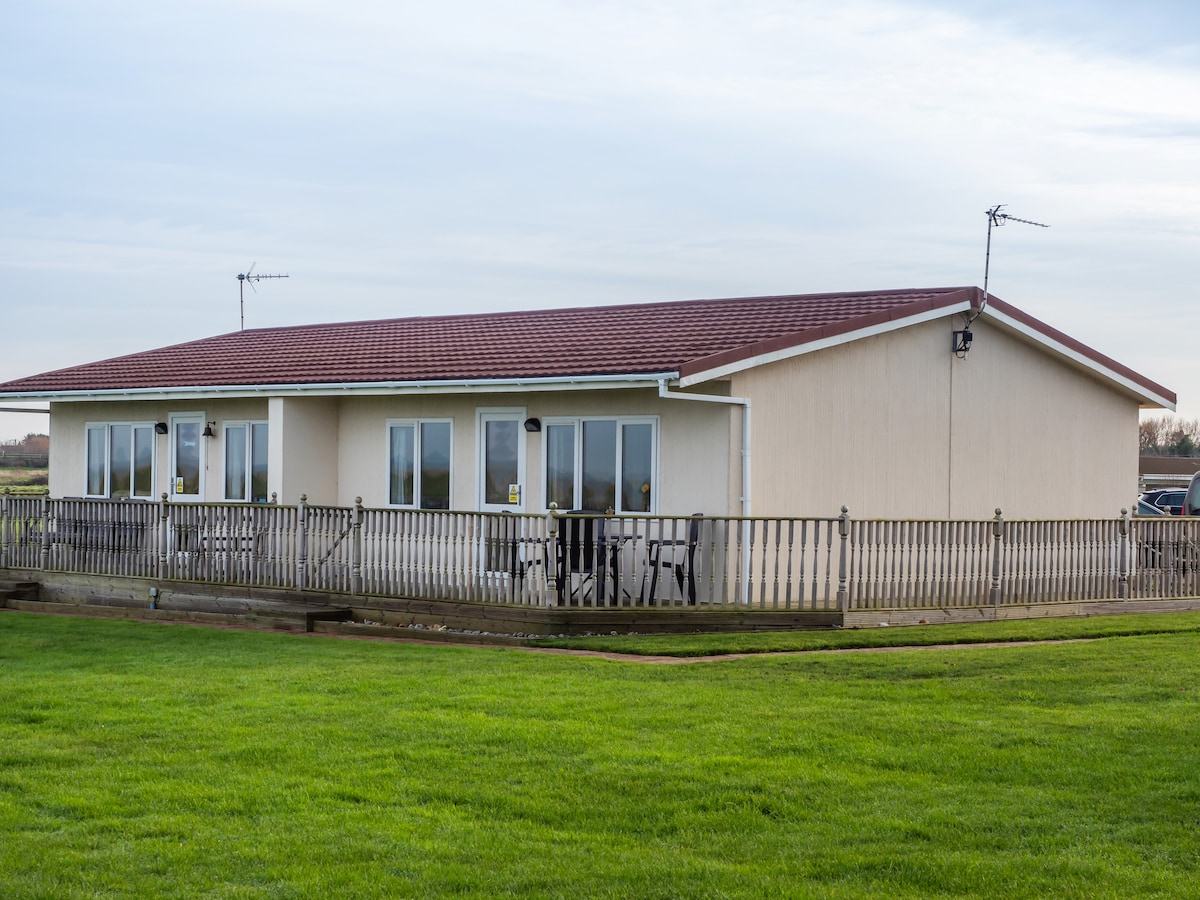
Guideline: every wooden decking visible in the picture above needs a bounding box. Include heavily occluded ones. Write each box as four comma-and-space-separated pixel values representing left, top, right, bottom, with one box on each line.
1, 570, 841, 637
7, 569, 1200, 640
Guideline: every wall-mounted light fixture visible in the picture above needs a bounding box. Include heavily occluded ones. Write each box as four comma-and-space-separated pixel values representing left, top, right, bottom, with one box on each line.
202, 421, 216, 438
952, 330, 973, 357
154, 422, 169, 435
523, 417, 542, 433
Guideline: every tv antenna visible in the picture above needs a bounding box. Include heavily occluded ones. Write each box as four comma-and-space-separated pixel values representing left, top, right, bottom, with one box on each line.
981, 205, 1049, 311
955, 205, 1049, 357
237, 263, 289, 330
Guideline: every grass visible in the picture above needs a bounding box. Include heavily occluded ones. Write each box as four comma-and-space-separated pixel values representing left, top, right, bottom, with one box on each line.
530, 611, 1200, 656
0, 466, 47, 494
2, 612, 1200, 898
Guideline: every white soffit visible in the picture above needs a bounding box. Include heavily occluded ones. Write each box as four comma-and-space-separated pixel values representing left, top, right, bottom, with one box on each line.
677, 302, 973, 388
679, 301, 1173, 410
982, 308, 1175, 411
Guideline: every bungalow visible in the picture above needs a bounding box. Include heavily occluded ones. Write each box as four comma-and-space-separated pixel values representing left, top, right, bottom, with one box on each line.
0, 287, 1174, 520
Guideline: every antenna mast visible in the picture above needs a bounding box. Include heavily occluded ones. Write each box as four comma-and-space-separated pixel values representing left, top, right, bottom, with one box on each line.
237, 262, 289, 330
955, 205, 1050, 357
981, 204, 1049, 312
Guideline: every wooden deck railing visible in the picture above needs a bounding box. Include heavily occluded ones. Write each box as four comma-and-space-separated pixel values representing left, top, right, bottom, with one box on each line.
2, 493, 1197, 611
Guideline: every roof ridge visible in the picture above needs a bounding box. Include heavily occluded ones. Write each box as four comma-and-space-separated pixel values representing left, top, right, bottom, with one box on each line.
223, 286, 976, 337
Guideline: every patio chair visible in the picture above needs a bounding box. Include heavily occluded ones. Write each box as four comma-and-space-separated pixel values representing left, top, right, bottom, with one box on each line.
487, 512, 545, 602
556, 511, 609, 604
646, 514, 701, 604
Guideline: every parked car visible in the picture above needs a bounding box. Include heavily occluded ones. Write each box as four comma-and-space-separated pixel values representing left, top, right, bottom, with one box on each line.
1136, 498, 1166, 516
1141, 489, 1187, 516
1141, 488, 1172, 506
1185, 472, 1200, 516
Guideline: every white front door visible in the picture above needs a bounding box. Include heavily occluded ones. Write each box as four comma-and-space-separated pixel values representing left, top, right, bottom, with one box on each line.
169, 412, 206, 501
478, 410, 526, 512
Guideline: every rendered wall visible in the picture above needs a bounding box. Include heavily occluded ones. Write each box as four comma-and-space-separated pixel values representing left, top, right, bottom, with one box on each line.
731, 317, 1142, 520
335, 388, 730, 514
268, 397, 339, 505
46, 391, 730, 514
48, 398, 270, 502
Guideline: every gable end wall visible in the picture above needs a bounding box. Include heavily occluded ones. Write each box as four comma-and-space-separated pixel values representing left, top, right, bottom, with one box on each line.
731, 317, 1138, 519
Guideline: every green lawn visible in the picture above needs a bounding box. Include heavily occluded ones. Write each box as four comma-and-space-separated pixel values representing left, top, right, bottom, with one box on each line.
2, 613, 1199, 898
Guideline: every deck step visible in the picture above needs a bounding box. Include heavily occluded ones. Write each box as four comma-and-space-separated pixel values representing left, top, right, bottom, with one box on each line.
0, 581, 39, 607
2, 589, 353, 633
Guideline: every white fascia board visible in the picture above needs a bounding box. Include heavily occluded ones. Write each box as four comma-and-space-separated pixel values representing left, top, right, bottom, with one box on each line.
982, 308, 1175, 411
677, 302, 972, 388
0, 372, 678, 404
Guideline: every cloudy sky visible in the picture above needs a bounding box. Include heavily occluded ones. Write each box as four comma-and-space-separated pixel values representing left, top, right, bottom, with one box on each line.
3, 0, 1198, 440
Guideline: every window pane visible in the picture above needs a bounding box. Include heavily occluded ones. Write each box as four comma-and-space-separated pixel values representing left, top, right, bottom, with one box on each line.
250, 423, 269, 503
109, 425, 132, 499
546, 423, 575, 510
484, 419, 519, 505
621, 423, 653, 512
133, 426, 154, 498
389, 425, 415, 505
174, 422, 201, 496
581, 420, 617, 511
86, 426, 107, 496
420, 422, 452, 510
225, 425, 247, 501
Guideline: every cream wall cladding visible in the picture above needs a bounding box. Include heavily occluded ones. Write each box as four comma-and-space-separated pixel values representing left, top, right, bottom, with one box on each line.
269, 397, 339, 505
49, 398, 271, 501
732, 317, 1139, 520
336, 388, 731, 514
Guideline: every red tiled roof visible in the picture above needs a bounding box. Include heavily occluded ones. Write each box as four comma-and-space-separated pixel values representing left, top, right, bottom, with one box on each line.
0, 286, 1174, 405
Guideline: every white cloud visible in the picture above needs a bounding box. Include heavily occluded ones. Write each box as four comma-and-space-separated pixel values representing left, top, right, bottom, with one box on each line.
2, 0, 1200, 438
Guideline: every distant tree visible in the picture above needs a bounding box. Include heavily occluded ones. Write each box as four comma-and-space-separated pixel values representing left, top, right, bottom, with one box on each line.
1141, 416, 1200, 457
17, 434, 49, 455
0, 433, 49, 466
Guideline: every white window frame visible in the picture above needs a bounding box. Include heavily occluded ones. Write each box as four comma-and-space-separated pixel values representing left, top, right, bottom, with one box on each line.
476, 408, 527, 512
168, 412, 206, 502
83, 421, 158, 500
223, 420, 270, 503
386, 418, 454, 510
540, 416, 659, 513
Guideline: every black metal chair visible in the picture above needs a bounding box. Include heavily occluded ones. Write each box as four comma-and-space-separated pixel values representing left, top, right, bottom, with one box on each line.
646, 514, 701, 604
487, 513, 544, 602
556, 512, 608, 604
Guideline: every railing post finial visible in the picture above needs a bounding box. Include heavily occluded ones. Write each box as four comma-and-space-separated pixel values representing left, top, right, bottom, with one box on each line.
544, 502, 560, 607
0, 487, 8, 567
836, 506, 850, 615
157, 492, 170, 580
1118, 507, 1130, 599
351, 497, 364, 596
990, 508, 1004, 607
296, 494, 308, 591
39, 491, 51, 571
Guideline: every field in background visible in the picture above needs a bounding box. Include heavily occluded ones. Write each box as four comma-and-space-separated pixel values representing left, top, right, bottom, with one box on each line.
1, 612, 1198, 897
0, 467, 46, 495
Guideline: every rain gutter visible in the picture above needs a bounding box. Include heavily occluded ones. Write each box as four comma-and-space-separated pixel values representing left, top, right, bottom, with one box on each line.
0, 372, 680, 404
